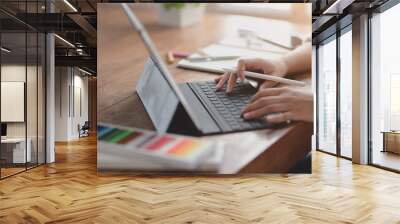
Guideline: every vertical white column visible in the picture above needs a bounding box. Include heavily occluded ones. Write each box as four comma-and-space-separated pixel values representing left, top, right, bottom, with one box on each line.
46, 33, 55, 163
46, 1, 55, 163
352, 14, 369, 164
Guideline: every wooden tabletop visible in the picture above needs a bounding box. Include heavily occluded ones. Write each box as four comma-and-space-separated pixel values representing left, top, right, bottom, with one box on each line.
97, 4, 313, 174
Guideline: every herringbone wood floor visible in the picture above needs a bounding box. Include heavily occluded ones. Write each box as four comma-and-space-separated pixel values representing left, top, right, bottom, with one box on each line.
0, 135, 399, 224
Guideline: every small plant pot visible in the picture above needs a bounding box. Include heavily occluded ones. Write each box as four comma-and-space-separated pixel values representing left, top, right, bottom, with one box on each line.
156, 4, 205, 28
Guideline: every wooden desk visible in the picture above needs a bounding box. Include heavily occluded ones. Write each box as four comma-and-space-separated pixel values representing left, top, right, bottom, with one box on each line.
381, 131, 400, 154
1, 138, 32, 165
97, 4, 313, 174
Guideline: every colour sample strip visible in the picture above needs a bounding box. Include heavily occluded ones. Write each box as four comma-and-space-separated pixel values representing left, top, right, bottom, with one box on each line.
97, 125, 107, 134
99, 128, 125, 142
117, 131, 143, 144
135, 134, 157, 148
167, 139, 199, 157
99, 128, 118, 141
108, 129, 134, 143
145, 135, 175, 151
98, 125, 114, 139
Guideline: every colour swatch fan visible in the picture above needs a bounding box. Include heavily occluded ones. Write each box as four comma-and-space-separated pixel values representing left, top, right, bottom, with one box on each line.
97, 123, 224, 172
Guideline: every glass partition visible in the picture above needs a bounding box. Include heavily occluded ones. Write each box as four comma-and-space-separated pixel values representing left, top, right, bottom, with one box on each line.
27, 30, 38, 169
37, 32, 45, 165
1, 30, 28, 177
0, 1, 46, 179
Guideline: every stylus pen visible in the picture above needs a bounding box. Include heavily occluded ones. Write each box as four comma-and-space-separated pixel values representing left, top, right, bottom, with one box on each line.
222, 67, 306, 87
187, 56, 240, 62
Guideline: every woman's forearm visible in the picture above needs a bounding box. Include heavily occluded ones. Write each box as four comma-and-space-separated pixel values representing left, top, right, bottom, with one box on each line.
281, 42, 312, 75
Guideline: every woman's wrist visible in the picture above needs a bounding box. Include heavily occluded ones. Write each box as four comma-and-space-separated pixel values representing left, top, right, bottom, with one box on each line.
272, 58, 289, 77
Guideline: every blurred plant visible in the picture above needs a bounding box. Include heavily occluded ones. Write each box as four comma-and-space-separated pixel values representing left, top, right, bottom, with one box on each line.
162, 3, 200, 10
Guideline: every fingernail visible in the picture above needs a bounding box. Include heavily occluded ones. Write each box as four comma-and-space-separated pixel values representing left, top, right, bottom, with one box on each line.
243, 113, 250, 119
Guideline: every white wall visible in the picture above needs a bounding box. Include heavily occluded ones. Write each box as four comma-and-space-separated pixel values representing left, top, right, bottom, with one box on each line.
1, 65, 36, 138
55, 66, 70, 141
71, 73, 89, 138
1, 65, 26, 141
54, 67, 89, 141
1, 63, 46, 164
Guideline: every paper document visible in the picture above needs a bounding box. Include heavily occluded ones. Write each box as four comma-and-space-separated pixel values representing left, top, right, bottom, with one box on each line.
177, 38, 286, 74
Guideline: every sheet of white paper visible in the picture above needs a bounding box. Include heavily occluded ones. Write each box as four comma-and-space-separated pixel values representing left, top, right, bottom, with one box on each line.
177, 41, 285, 74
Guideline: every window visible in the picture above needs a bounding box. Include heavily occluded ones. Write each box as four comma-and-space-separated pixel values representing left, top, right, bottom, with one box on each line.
339, 28, 352, 158
370, 2, 400, 171
316, 23, 353, 159
390, 75, 400, 130
317, 36, 337, 154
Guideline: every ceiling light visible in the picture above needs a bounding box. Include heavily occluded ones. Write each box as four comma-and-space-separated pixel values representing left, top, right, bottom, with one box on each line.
54, 34, 75, 48
323, 0, 354, 15
76, 48, 84, 55
63, 0, 78, 12
1, 47, 11, 53
78, 67, 93, 76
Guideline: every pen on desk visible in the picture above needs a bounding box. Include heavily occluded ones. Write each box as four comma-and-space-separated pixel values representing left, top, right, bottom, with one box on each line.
222, 67, 306, 87
172, 51, 191, 58
166, 51, 175, 64
187, 56, 240, 63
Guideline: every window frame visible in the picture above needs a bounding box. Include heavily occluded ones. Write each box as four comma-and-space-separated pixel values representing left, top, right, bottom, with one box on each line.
315, 22, 353, 160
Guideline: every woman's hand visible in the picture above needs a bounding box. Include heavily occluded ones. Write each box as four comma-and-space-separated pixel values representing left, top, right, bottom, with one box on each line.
241, 87, 313, 123
214, 58, 288, 93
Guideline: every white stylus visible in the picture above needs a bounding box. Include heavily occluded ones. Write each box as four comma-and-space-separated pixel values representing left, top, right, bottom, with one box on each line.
222, 67, 306, 87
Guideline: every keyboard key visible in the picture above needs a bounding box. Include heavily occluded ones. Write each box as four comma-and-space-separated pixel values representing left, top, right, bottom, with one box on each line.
193, 81, 271, 131
240, 123, 251, 129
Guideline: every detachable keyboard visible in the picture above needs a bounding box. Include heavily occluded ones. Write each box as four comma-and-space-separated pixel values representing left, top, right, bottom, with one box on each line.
189, 81, 273, 132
